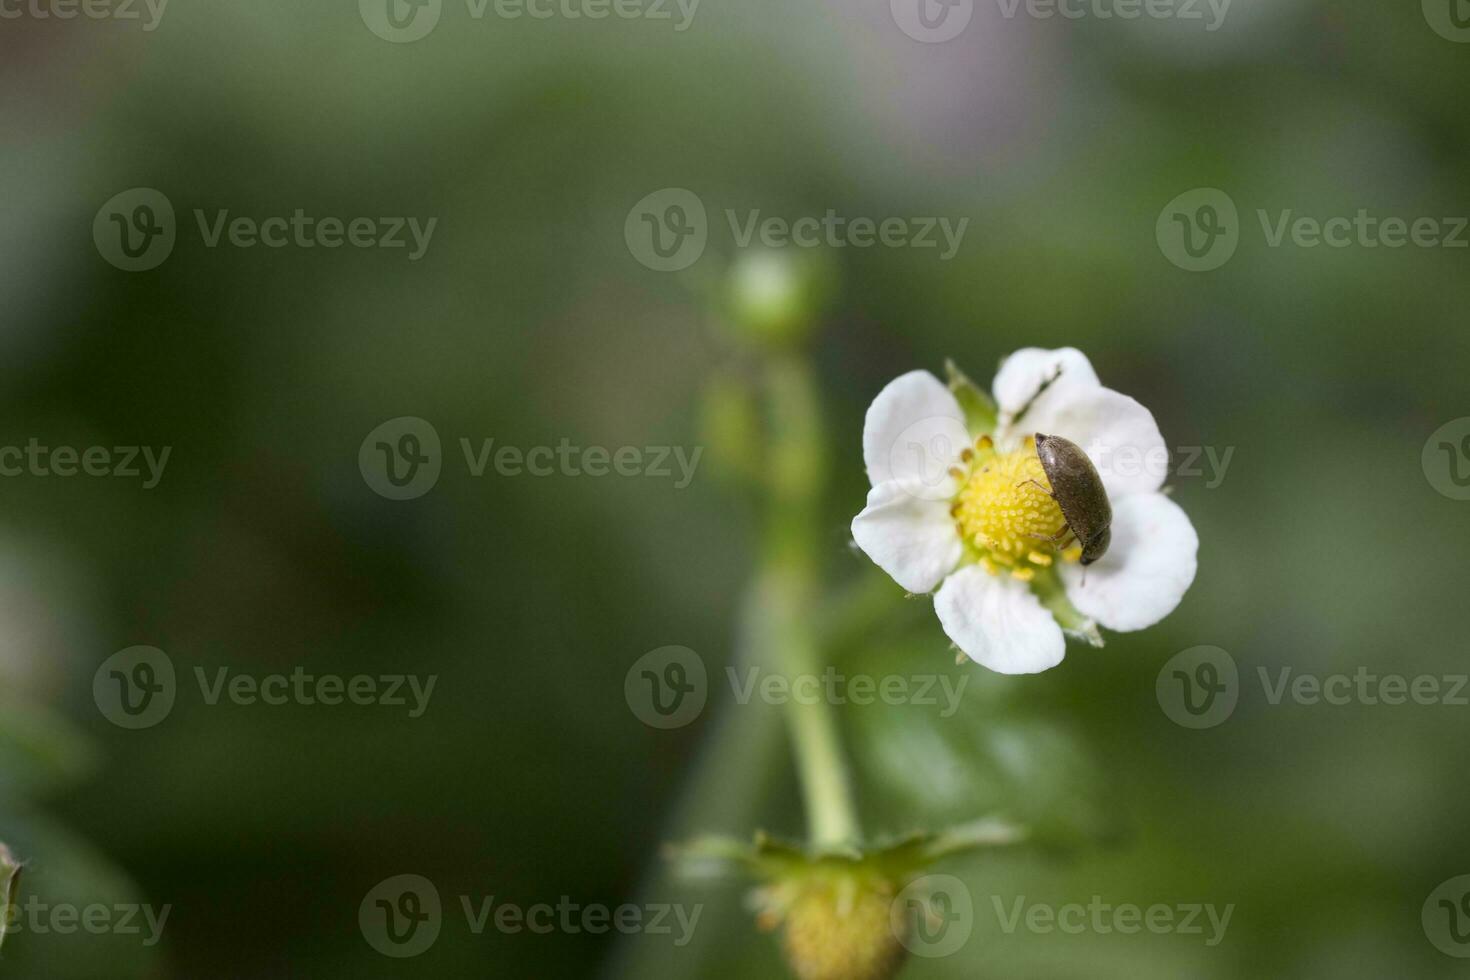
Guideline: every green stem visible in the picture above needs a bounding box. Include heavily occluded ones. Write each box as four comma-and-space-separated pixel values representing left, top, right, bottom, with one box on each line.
759, 355, 861, 850
784, 628, 860, 848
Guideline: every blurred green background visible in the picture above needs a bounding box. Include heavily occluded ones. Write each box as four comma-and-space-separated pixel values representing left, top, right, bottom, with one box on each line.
3, 0, 1469, 976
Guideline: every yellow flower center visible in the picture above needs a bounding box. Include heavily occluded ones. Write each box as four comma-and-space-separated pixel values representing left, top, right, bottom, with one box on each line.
950, 435, 1079, 580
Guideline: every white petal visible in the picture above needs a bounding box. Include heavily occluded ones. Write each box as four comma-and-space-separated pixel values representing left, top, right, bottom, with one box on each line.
934, 565, 1066, 674
862, 370, 970, 493
851, 479, 963, 594
1023, 385, 1169, 498
1059, 493, 1197, 632
992, 347, 1100, 420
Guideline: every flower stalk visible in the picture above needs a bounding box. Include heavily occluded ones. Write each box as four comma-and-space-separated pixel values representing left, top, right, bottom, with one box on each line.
757, 353, 860, 850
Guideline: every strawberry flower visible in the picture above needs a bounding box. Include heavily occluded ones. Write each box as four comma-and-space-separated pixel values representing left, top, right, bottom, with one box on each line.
852, 348, 1198, 674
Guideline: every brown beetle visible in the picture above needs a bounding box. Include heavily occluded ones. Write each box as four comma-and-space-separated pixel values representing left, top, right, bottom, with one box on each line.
1034, 433, 1112, 565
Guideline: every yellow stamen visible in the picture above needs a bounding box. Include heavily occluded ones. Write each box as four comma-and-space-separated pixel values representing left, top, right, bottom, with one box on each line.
1027, 550, 1053, 566
952, 445, 1067, 562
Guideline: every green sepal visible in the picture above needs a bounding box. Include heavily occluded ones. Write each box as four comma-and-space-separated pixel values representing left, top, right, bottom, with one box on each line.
945, 359, 998, 435
666, 816, 1028, 886
1032, 567, 1104, 647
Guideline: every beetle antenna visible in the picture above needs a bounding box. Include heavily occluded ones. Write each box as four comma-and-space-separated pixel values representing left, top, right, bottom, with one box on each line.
1010, 366, 1064, 426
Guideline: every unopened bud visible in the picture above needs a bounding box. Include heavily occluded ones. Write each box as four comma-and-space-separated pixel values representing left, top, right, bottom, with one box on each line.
724, 250, 832, 350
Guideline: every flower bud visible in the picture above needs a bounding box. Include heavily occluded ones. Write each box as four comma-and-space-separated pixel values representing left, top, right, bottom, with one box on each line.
724, 250, 832, 350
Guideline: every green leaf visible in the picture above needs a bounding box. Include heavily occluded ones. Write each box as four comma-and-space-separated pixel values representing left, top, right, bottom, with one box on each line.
840, 635, 1116, 850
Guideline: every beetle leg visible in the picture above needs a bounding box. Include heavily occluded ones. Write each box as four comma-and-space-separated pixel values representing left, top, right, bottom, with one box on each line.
1028, 528, 1075, 546
1015, 478, 1055, 498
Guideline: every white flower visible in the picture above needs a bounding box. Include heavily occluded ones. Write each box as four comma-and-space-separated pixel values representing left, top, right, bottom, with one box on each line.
851, 348, 1198, 674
